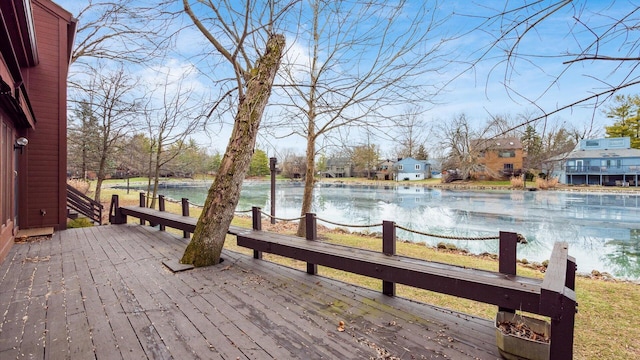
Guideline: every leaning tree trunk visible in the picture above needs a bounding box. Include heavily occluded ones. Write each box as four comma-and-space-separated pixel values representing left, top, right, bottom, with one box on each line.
181, 34, 285, 267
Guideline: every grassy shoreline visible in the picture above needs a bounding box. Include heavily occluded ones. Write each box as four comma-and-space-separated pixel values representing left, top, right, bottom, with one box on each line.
87, 180, 640, 359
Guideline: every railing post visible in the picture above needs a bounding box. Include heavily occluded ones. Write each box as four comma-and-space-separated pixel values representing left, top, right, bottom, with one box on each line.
382, 221, 396, 296
566, 256, 577, 291
109, 194, 126, 224
549, 297, 576, 359
305, 213, 318, 275
252, 207, 262, 259
537, 242, 576, 359
182, 198, 190, 239
498, 231, 518, 313
550, 254, 577, 359
158, 195, 165, 231
139, 192, 145, 225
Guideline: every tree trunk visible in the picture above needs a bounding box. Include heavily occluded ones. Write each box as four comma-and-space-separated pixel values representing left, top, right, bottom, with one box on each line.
296, 130, 316, 237
181, 34, 285, 267
94, 154, 107, 203
150, 144, 162, 209
146, 145, 154, 207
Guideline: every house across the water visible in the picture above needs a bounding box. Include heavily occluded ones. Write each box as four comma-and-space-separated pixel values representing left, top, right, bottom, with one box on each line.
546, 137, 640, 186
472, 137, 526, 179
394, 157, 431, 181
322, 157, 353, 178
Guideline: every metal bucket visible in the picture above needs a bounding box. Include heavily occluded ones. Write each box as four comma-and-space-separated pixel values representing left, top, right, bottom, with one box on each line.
495, 311, 550, 360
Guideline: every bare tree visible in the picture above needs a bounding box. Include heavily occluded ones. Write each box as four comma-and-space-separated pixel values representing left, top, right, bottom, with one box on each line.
461, 1, 640, 135
70, 0, 173, 66
180, 0, 287, 267
269, 0, 452, 236
483, 114, 524, 139
437, 114, 491, 181
393, 107, 429, 160
66, 0, 178, 190
74, 65, 140, 202
141, 70, 203, 208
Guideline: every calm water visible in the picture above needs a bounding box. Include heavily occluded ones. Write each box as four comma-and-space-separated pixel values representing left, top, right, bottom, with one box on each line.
141, 181, 640, 279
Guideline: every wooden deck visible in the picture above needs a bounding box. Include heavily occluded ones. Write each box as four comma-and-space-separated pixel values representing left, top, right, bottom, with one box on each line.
0, 224, 502, 359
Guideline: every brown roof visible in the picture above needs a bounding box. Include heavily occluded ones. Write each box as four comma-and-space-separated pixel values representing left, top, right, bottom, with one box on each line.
471, 137, 522, 151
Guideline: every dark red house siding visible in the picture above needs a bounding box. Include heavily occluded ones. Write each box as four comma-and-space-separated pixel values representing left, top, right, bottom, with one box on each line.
0, 0, 75, 263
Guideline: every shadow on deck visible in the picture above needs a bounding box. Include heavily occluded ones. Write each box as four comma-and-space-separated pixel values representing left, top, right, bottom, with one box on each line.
0, 224, 501, 359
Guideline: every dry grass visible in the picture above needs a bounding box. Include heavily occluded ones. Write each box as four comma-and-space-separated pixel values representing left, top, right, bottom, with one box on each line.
67, 178, 90, 194
510, 176, 525, 189
535, 177, 559, 189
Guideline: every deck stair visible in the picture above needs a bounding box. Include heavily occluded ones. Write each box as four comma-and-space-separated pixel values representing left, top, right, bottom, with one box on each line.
66, 184, 103, 224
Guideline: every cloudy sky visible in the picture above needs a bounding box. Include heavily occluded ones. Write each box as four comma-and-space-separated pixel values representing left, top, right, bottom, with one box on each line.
52, 0, 639, 157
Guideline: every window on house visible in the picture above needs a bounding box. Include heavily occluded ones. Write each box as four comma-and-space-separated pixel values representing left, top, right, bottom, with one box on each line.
609, 138, 624, 147
415, 164, 421, 170
504, 163, 514, 171
398, 165, 403, 170
585, 140, 599, 147
498, 151, 515, 158
605, 159, 621, 168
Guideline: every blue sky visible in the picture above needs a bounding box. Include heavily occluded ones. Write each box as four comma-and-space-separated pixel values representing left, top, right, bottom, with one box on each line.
53, 0, 640, 157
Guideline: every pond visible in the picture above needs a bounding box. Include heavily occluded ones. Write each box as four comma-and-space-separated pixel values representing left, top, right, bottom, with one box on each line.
134, 181, 640, 279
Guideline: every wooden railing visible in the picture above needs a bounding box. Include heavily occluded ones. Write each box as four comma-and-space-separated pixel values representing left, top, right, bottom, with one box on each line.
109, 194, 577, 359
566, 164, 640, 174
66, 184, 103, 224
108, 194, 245, 236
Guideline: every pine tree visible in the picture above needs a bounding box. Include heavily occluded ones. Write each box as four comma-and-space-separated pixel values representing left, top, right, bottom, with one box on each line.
605, 95, 640, 148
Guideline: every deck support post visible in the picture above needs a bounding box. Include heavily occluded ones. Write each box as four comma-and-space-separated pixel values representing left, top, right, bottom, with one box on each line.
305, 213, 318, 275
108, 195, 126, 224
139, 192, 146, 225
181, 198, 190, 238
158, 195, 166, 231
252, 207, 262, 259
548, 295, 576, 359
545, 249, 577, 359
382, 221, 396, 296
498, 231, 518, 313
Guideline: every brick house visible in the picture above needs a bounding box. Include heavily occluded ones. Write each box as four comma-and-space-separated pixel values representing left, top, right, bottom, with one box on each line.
472, 137, 526, 179
0, 0, 76, 262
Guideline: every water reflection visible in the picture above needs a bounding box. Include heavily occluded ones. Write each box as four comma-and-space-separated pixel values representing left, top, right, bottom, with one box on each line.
138, 181, 640, 279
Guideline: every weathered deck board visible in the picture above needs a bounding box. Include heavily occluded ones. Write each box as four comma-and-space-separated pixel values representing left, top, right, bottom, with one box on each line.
219, 250, 498, 358
0, 224, 502, 359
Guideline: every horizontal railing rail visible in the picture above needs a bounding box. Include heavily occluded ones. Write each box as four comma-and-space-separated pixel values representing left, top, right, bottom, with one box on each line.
566, 164, 640, 174
108, 194, 246, 237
